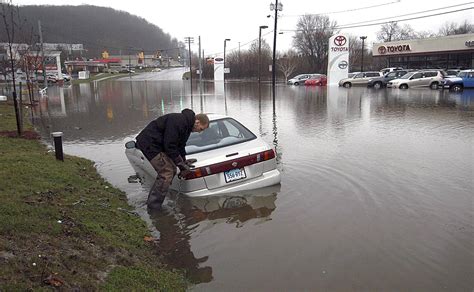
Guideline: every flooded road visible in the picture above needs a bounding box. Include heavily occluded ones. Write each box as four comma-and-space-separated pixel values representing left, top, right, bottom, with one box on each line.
33, 77, 473, 291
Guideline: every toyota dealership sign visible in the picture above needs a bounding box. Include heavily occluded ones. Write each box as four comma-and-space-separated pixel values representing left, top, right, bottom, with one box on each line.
327, 34, 350, 86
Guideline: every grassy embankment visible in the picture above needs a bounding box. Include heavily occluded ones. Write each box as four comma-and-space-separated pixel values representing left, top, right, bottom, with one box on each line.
0, 103, 186, 290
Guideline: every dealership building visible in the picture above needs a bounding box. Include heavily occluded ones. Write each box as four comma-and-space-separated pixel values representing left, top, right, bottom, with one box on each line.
372, 33, 474, 69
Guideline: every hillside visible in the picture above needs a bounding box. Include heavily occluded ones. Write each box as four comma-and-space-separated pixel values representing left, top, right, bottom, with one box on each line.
0, 4, 178, 57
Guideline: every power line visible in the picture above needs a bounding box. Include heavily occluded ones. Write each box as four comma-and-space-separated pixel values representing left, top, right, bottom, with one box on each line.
283, 0, 401, 17
206, 30, 274, 57
335, 2, 474, 28
280, 6, 473, 32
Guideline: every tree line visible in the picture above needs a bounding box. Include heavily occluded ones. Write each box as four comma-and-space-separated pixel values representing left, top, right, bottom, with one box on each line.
199, 16, 473, 81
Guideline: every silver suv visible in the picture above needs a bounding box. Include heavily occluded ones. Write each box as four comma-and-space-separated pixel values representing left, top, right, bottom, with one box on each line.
387, 70, 446, 89
287, 74, 312, 85
338, 71, 383, 88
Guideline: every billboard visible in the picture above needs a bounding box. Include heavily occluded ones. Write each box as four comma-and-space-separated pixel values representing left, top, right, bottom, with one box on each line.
327, 34, 350, 86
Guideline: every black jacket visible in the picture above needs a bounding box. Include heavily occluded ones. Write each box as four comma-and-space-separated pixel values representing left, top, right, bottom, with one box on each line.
136, 109, 195, 162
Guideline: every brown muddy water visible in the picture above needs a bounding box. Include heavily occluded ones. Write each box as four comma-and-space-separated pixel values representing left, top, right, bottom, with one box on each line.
32, 78, 473, 291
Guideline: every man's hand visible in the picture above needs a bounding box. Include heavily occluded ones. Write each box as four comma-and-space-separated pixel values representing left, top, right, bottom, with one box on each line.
185, 158, 197, 168
176, 161, 191, 178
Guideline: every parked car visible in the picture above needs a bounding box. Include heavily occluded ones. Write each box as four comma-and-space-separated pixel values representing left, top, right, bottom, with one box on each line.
348, 72, 360, 78
61, 73, 72, 81
304, 74, 327, 86
367, 70, 411, 89
36, 73, 61, 83
287, 74, 313, 85
151, 68, 162, 72
125, 114, 281, 197
387, 70, 446, 89
440, 69, 474, 92
338, 71, 382, 88
445, 69, 461, 77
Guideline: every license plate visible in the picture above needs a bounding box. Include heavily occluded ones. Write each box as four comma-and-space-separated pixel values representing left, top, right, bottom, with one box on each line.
224, 168, 246, 183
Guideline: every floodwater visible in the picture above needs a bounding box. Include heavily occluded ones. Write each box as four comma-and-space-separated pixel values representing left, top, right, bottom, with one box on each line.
32, 73, 473, 291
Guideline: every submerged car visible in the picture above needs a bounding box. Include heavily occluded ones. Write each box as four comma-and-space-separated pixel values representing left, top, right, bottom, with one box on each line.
287, 74, 313, 85
387, 70, 446, 89
367, 70, 411, 89
338, 71, 382, 88
304, 74, 327, 86
440, 69, 474, 92
125, 114, 281, 197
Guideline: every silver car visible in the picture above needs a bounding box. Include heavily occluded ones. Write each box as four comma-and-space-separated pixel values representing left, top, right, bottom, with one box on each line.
287, 74, 312, 85
387, 70, 446, 89
338, 71, 382, 88
125, 114, 281, 197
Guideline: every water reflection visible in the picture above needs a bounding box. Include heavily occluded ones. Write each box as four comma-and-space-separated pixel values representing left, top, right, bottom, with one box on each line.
128, 155, 278, 284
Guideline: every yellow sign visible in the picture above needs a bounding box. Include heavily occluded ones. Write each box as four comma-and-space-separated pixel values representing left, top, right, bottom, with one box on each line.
101, 50, 109, 59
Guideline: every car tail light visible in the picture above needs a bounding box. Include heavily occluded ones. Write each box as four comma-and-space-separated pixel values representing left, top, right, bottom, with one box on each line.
181, 149, 276, 180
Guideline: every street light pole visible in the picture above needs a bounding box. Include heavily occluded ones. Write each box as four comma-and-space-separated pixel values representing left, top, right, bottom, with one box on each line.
223, 38, 230, 81
360, 36, 367, 72
258, 25, 268, 83
270, 1, 282, 98
184, 37, 194, 85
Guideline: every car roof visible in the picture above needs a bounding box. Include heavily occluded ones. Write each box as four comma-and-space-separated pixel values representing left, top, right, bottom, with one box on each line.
206, 113, 229, 121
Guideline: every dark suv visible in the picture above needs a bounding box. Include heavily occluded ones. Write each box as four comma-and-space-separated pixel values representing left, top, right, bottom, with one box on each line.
367, 70, 410, 89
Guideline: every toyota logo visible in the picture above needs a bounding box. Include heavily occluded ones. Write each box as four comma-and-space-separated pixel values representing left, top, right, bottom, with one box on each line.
378, 46, 387, 55
334, 36, 347, 46
338, 61, 348, 69
232, 162, 238, 167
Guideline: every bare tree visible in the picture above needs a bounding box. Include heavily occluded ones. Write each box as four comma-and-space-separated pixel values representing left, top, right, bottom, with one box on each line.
276, 50, 298, 81
376, 21, 416, 42
439, 20, 474, 36
1, 0, 22, 135
293, 14, 338, 73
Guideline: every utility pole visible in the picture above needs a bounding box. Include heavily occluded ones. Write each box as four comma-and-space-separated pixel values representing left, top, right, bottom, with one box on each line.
38, 20, 46, 86
270, 1, 283, 101
360, 36, 367, 72
184, 37, 194, 85
198, 36, 202, 84
128, 48, 132, 78
223, 38, 230, 81
258, 25, 268, 83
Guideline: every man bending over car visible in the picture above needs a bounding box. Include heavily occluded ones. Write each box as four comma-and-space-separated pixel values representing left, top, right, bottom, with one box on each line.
136, 109, 209, 209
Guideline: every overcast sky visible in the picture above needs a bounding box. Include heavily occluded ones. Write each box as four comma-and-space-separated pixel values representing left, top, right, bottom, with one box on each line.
12, 0, 474, 57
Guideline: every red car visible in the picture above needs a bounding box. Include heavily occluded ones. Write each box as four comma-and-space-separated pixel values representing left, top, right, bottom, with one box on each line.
304, 74, 327, 86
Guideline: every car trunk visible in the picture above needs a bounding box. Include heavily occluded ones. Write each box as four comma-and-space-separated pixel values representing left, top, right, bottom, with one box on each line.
188, 139, 269, 190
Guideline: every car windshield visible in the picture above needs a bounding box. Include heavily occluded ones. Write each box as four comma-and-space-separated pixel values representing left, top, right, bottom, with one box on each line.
186, 118, 257, 154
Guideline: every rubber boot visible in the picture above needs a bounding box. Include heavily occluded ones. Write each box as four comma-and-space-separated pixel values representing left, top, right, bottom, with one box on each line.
147, 179, 166, 209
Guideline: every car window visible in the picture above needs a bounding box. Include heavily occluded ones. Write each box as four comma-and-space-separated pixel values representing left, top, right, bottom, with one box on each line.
411, 73, 423, 79
354, 73, 364, 78
423, 72, 437, 77
186, 118, 257, 154
386, 72, 397, 78
396, 71, 407, 77
366, 72, 380, 77
468, 73, 474, 78
400, 73, 412, 79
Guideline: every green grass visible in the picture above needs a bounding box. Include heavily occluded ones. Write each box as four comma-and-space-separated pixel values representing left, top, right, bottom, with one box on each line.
0, 103, 186, 290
